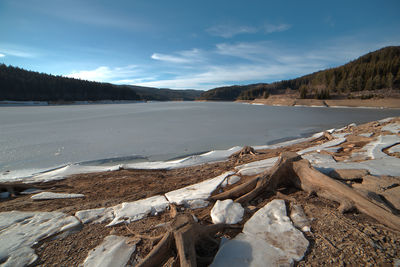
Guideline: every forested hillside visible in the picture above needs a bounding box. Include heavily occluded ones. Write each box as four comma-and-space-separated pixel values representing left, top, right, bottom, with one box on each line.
129, 85, 201, 101
200, 46, 400, 101
0, 64, 140, 101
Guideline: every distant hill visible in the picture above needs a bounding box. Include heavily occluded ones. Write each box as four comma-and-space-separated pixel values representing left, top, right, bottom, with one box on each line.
128, 85, 202, 101
199, 46, 400, 101
197, 84, 266, 101
0, 64, 201, 102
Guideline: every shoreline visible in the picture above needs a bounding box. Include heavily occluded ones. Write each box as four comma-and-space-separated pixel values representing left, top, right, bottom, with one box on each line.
236, 96, 400, 109
0, 117, 399, 266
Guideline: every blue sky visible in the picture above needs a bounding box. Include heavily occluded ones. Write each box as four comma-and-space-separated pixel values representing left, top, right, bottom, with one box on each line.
1, 0, 399, 90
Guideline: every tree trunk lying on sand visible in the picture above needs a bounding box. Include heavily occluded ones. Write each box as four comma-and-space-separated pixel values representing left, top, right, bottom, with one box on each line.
136, 152, 400, 266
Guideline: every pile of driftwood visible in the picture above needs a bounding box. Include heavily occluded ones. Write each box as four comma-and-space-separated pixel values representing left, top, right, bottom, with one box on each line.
135, 151, 400, 266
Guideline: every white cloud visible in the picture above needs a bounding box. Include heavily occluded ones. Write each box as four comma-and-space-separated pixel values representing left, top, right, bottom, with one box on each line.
263, 23, 291, 33
151, 48, 205, 64
206, 23, 291, 38
65, 65, 140, 82
0, 47, 37, 58
206, 25, 258, 38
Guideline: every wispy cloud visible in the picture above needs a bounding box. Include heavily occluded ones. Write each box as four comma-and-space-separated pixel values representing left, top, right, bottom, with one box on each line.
0, 45, 38, 58
206, 22, 291, 38
206, 25, 258, 38
65, 65, 140, 82
151, 48, 205, 64
263, 23, 291, 33
0, 53, 5, 58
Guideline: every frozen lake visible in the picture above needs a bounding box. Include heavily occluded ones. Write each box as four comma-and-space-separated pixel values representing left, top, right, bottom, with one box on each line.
1, 101, 400, 179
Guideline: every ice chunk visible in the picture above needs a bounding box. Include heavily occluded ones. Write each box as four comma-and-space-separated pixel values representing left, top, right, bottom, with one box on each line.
227, 175, 241, 185
21, 164, 122, 183
0, 211, 81, 266
363, 135, 400, 159
124, 147, 242, 170
211, 200, 244, 224
290, 204, 311, 232
75, 207, 114, 224
211, 199, 309, 267
82, 235, 136, 267
359, 132, 373, 138
298, 137, 346, 155
388, 144, 400, 154
379, 117, 394, 123
302, 153, 336, 165
165, 171, 235, 206
235, 157, 278, 176
107, 195, 169, 226
20, 188, 42, 195
332, 132, 350, 138
31, 192, 85, 200
382, 123, 400, 134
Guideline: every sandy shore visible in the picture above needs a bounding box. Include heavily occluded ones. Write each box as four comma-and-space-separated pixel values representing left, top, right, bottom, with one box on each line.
238, 96, 400, 108
1, 117, 400, 266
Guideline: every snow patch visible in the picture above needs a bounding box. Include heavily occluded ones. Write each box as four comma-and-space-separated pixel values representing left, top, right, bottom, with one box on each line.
211, 200, 244, 224
31, 192, 85, 200
82, 235, 136, 267
211, 199, 309, 267
0, 211, 81, 266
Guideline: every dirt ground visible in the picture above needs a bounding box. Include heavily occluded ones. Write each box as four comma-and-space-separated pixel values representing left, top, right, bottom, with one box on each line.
1, 118, 400, 266
241, 95, 400, 108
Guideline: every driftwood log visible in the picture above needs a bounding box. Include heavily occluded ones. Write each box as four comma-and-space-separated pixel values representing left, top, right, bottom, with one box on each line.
136, 151, 400, 266
135, 206, 240, 267
214, 152, 400, 230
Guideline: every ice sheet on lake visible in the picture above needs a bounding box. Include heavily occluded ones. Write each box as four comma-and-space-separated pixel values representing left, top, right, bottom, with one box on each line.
107, 195, 169, 226
165, 171, 235, 208
82, 235, 136, 267
211, 199, 244, 224
7, 164, 122, 184
382, 123, 400, 134
31, 192, 85, 200
211, 199, 309, 267
124, 147, 243, 170
0, 211, 81, 266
